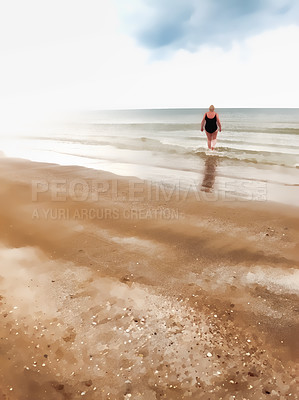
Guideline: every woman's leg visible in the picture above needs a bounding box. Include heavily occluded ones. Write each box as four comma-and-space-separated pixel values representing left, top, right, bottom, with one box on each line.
211, 130, 218, 150
205, 132, 212, 149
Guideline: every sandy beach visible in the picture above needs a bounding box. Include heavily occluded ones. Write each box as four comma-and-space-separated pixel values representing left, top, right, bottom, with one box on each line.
0, 157, 298, 400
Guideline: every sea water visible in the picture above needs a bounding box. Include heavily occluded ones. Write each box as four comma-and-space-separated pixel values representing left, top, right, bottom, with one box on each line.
1, 108, 299, 205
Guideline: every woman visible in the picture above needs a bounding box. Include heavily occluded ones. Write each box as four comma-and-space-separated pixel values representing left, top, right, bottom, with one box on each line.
201, 105, 222, 150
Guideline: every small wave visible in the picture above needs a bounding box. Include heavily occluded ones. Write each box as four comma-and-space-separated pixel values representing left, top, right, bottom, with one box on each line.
20, 134, 299, 168
30, 135, 193, 157
87, 122, 201, 132
83, 122, 299, 135
191, 147, 298, 168
229, 127, 299, 135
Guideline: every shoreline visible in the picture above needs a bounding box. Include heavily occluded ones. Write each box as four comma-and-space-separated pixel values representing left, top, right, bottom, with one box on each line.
2, 149, 299, 207
0, 156, 298, 399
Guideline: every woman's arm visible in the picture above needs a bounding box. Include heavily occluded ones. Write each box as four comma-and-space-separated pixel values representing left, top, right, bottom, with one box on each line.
216, 113, 222, 132
200, 113, 206, 132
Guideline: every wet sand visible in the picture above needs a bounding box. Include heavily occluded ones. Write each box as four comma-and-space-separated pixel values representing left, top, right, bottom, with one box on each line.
0, 157, 298, 400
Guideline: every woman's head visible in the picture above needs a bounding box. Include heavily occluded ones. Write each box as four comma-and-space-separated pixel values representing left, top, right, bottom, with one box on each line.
209, 105, 215, 112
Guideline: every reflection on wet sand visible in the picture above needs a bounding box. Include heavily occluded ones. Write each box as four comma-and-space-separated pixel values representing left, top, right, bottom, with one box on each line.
201, 156, 218, 192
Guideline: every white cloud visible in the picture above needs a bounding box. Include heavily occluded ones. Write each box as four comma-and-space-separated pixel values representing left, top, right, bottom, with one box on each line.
106, 24, 299, 109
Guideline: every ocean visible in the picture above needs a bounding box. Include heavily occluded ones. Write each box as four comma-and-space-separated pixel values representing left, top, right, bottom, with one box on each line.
1, 108, 299, 205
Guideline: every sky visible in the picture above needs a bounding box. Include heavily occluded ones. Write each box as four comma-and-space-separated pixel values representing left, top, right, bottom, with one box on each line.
0, 0, 299, 127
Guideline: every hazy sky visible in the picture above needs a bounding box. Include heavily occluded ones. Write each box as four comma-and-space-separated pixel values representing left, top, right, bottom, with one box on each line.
0, 0, 299, 125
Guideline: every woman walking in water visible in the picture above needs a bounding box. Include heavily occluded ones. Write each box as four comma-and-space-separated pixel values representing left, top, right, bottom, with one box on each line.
201, 105, 222, 150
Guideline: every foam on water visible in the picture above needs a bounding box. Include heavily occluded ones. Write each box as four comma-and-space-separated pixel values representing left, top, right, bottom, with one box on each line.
245, 267, 299, 294
190, 264, 299, 296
